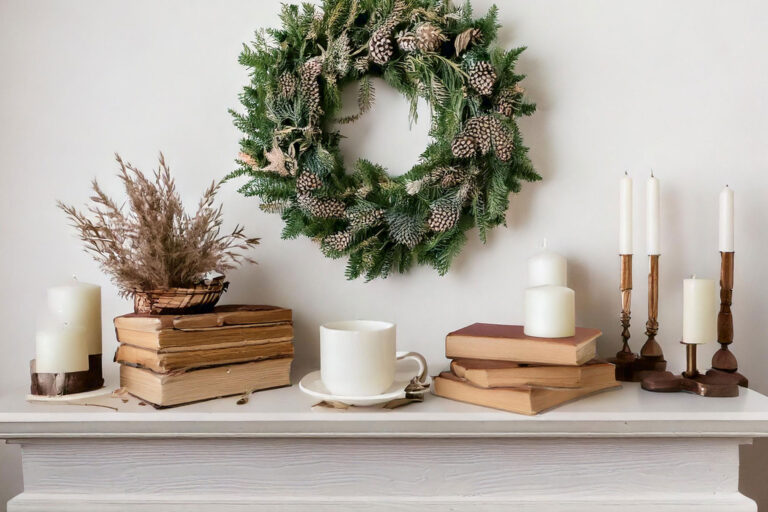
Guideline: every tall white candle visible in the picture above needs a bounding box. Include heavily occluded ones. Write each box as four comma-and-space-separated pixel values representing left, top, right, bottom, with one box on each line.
35, 320, 89, 373
646, 172, 660, 255
47, 280, 102, 355
719, 186, 734, 252
528, 243, 567, 287
682, 277, 716, 344
524, 285, 576, 338
619, 173, 633, 255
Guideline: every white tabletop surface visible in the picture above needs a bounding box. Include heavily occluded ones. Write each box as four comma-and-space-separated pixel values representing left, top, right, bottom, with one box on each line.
2, 371, 768, 438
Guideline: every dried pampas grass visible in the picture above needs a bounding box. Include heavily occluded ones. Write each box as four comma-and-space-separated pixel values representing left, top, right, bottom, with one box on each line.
59, 153, 259, 297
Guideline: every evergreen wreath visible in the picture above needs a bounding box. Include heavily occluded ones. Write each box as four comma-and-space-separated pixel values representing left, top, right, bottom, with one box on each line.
229, 0, 539, 281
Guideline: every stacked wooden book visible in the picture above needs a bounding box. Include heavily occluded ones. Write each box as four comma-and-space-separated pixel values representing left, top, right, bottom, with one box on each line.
433, 323, 620, 415
114, 305, 293, 407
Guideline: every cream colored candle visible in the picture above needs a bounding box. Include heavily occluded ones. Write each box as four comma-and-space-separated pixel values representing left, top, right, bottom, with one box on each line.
524, 285, 575, 338
719, 186, 734, 252
528, 243, 567, 287
682, 277, 716, 344
619, 172, 633, 255
646, 172, 660, 255
35, 321, 89, 373
47, 280, 102, 355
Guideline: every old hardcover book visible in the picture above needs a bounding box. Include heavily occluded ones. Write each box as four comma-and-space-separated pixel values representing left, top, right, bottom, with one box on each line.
115, 340, 294, 373
432, 371, 620, 415
445, 324, 601, 366
115, 323, 294, 351
450, 358, 615, 389
120, 358, 292, 408
114, 305, 292, 332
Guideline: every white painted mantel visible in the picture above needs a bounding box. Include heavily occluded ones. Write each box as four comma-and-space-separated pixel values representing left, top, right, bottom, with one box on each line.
2, 380, 768, 511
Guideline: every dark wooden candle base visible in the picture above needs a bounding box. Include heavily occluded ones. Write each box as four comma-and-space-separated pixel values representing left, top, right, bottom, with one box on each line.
30, 354, 104, 397
610, 355, 667, 382
641, 369, 741, 397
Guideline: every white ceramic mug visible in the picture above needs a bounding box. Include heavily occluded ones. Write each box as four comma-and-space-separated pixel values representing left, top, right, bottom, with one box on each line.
320, 320, 427, 397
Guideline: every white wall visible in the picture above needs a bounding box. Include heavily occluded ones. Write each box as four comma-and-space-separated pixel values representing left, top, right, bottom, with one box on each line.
1, 0, 767, 508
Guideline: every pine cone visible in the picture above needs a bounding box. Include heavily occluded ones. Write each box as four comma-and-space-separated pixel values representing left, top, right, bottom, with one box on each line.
369, 28, 394, 65
454, 116, 514, 161
427, 203, 460, 232
324, 231, 352, 251
278, 72, 297, 99
296, 172, 323, 193
494, 88, 519, 117
451, 134, 476, 158
300, 57, 323, 114
469, 62, 497, 96
415, 23, 444, 52
396, 31, 418, 53
346, 208, 384, 230
495, 137, 514, 162
436, 166, 463, 187
464, 116, 495, 154
297, 193, 346, 218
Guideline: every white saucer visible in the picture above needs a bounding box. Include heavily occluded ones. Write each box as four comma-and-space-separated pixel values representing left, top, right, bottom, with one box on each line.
299, 371, 418, 407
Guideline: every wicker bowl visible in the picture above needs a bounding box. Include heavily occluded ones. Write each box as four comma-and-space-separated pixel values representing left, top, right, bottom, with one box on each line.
133, 280, 228, 315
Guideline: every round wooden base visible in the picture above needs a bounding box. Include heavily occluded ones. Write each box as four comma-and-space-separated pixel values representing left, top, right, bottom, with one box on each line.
641, 369, 744, 397
29, 354, 104, 397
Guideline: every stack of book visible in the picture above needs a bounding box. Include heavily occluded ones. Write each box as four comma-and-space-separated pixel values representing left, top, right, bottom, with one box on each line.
433, 323, 620, 415
114, 305, 293, 408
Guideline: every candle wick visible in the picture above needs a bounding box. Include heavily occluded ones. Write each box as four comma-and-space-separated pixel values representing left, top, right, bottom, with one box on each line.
650, 169, 654, 177
72, 274, 78, 282
624, 170, 628, 176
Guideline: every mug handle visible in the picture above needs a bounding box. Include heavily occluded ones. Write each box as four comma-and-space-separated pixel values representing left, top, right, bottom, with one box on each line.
396, 351, 428, 384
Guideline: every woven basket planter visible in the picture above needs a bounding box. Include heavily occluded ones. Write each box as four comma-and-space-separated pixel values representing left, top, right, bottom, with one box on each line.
133, 280, 228, 315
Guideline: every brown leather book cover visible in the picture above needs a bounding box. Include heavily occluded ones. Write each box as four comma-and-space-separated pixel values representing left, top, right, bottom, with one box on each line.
446, 324, 601, 366
114, 305, 292, 332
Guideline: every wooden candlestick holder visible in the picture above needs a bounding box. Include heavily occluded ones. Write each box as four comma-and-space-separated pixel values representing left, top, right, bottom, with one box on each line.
710, 251, 748, 386
29, 354, 104, 397
641, 251, 747, 397
611, 254, 667, 381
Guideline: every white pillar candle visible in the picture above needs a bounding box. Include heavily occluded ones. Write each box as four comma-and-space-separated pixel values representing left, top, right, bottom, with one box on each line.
619, 172, 633, 255
35, 321, 89, 373
524, 285, 576, 338
528, 244, 567, 287
682, 277, 716, 344
719, 186, 734, 252
646, 172, 660, 255
47, 280, 102, 355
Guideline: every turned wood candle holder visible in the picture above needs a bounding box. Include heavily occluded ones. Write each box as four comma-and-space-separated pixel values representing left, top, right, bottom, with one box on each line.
611, 254, 667, 381
610, 255, 638, 380
29, 354, 104, 398
710, 252, 748, 386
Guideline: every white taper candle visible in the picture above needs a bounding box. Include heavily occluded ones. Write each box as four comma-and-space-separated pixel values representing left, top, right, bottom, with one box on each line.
719, 186, 734, 252
646, 172, 660, 255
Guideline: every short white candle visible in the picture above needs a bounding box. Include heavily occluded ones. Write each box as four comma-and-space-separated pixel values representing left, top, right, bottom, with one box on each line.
719, 186, 734, 252
619, 173, 633, 255
528, 243, 567, 287
35, 321, 89, 373
646, 172, 660, 255
47, 280, 102, 355
524, 285, 576, 338
682, 277, 716, 344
